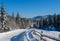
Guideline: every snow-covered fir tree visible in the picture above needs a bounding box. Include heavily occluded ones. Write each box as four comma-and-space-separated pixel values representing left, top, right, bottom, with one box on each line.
0, 4, 10, 32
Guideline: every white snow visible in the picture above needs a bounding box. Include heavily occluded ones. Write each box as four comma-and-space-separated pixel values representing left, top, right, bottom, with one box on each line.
0, 29, 60, 41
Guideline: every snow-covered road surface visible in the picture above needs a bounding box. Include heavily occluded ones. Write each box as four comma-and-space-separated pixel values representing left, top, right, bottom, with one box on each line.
0, 29, 60, 41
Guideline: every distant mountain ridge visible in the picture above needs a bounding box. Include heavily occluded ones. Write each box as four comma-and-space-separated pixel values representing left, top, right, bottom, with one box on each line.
33, 15, 52, 20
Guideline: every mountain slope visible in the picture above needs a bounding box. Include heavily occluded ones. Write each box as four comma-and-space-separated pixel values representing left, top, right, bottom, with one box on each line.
33, 15, 52, 20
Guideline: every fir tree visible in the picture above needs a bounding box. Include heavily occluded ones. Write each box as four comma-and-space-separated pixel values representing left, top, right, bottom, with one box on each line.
16, 12, 20, 20
0, 3, 10, 32
15, 12, 20, 24
12, 12, 14, 18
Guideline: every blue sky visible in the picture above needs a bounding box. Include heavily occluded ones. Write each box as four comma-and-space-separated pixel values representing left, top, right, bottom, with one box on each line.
0, 0, 60, 18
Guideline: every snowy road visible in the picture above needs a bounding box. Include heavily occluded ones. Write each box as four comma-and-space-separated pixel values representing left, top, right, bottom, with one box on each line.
0, 29, 60, 41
